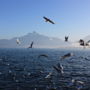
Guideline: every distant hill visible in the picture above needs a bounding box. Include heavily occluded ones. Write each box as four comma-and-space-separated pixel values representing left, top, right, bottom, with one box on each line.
0, 32, 72, 48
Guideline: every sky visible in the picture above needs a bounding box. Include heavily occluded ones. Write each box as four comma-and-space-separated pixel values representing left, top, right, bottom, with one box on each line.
0, 0, 90, 41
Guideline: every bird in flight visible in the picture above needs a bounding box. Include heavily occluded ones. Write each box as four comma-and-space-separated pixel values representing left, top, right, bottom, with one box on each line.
43, 16, 55, 24
53, 63, 64, 74
16, 38, 21, 44
38, 54, 49, 59
61, 53, 74, 60
68, 79, 84, 90
79, 39, 90, 47
65, 36, 69, 42
28, 41, 34, 48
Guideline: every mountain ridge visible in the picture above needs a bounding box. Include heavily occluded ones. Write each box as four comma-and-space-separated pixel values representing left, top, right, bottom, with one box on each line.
0, 32, 72, 48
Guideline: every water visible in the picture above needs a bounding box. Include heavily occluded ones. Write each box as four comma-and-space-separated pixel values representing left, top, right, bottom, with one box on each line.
0, 48, 90, 90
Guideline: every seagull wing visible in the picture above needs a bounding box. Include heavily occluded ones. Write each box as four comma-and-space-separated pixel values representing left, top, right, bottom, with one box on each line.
48, 19, 55, 24
38, 54, 48, 58
43, 16, 55, 24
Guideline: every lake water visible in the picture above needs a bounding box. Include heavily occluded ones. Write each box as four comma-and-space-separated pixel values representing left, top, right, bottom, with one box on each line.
0, 48, 90, 90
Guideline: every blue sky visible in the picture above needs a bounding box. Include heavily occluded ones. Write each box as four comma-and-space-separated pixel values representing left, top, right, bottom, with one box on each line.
0, 0, 90, 41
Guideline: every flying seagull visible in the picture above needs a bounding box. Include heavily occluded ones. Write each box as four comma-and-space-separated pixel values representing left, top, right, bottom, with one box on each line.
68, 79, 84, 90
65, 36, 69, 42
71, 79, 84, 85
53, 63, 64, 74
79, 39, 90, 47
61, 53, 74, 60
43, 16, 55, 24
16, 38, 21, 44
45, 72, 52, 79
79, 39, 84, 46
38, 54, 49, 59
28, 41, 34, 48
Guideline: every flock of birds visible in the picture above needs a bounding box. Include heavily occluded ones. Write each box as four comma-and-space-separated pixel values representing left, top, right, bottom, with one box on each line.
43, 16, 90, 48
16, 16, 90, 49
37, 52, 86, 90
38, 52, 74, 76
13, 16, 90, 90
0, 51, 86, 90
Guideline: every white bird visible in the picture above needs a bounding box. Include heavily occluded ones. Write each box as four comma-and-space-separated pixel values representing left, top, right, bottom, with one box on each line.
68, 79, 84, 90
45, 72, 52, 79
16, 38, 21, 44
71, 79, 84, 85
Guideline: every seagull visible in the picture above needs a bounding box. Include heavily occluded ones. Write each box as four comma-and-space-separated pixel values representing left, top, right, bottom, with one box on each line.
79, 39, 84, 46
61, 53, 74, 60
65, 36, 69, 42
79, 39, 90, 47
68, 79, 84, 90
16, 38, 21, 44
53, 63, 64, 74
45, 72, 52, 79
70, 79, 84, 85
43, 16, 55, 24
38, 54, 49, 59
57, 63, 63, 70
28, 41, 34, 48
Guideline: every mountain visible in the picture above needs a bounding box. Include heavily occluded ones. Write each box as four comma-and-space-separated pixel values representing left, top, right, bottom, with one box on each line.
0, 32, 72, 48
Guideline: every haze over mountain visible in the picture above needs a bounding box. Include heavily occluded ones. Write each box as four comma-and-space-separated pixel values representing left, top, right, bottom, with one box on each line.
84, 35, 90, 41
0, 32, 75, 48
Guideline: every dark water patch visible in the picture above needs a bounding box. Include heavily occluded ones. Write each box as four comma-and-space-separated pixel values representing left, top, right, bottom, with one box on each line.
0, 48, 90, 89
